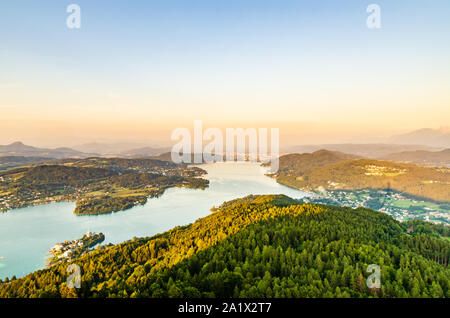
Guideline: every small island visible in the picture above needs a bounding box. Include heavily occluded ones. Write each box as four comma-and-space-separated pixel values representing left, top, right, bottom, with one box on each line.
47, 231, 105, 266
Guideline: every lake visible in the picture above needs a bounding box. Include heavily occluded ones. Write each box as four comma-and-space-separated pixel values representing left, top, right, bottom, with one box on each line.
0, 162, 308, 279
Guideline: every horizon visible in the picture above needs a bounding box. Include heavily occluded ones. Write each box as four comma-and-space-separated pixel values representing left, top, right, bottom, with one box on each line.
1, 130, 449, 152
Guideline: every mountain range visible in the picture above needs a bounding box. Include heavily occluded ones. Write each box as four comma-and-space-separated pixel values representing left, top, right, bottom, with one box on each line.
0, 142, 95, 159
0, 141, 170, 160
285, 144, 439, 158
285, 127, 449, 157
2, 126, 449, 163
73, 142, 170, 158
389, 127, 450, 148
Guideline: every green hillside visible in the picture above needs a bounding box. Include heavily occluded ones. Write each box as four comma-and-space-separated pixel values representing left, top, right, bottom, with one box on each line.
273, 151, 450, 202
0, 159, 208, 214
271, 150, 361, 176
0, 195, 448, 298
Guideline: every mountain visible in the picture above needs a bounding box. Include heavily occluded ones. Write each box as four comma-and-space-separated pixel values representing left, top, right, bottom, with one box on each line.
273, 150, 450, 202
0, 142, 95, 159
381, 149, 450, 167
285, 143, 438, 158
1, 195, 448, 298
274, 149, 361, 176
389, 127, 450, 148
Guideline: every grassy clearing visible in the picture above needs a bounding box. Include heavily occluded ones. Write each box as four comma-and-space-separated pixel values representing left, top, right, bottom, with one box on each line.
391, 199, 443, 211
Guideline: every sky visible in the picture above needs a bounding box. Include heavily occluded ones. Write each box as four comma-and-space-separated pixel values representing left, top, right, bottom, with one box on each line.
0, 0, 449, 147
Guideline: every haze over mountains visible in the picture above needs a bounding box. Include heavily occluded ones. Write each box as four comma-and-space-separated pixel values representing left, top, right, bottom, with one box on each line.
285, 127, 449, 158
0, 142, 170, 160
72, 142, 147, 155
0, 142, 94, 159
1, 128, 449, 164
72, 143, 170, 158
73, 142, 170, 157
118, 146, 172, 158
389, 127, 450, 148
285, 143, 439, 158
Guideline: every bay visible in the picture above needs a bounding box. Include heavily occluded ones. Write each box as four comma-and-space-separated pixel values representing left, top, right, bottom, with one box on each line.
0, 162, 308, 279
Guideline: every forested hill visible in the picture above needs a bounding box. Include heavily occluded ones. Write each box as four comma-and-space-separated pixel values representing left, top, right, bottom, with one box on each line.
272, 150, 450, 202
0, 158, 208, 214
1, 195, 448, 298
270, 150, 361, 176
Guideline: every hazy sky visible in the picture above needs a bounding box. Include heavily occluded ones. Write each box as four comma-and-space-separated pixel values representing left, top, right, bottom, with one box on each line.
1, 0, 449, 147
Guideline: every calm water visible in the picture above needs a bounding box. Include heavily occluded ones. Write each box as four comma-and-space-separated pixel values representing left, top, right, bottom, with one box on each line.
0, 162, 308, 279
